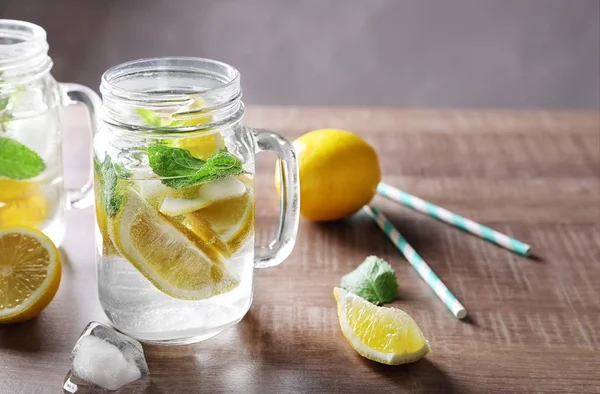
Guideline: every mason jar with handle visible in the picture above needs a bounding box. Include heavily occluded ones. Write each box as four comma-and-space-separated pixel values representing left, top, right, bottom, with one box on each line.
0, 19, 99, 246
94, 57, 300, 344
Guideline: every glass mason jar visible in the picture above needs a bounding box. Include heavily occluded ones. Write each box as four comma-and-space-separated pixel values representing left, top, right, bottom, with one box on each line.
0, 19, 99, 245
94, 57, 300, 344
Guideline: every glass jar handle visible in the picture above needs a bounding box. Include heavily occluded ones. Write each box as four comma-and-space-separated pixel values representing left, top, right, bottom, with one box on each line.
59, 83, 101, 210
253, 129, 300, 268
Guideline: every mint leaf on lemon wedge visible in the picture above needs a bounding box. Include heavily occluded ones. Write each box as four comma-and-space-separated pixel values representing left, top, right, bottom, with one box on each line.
0, 136, 45, 180
341, 256, 398, 305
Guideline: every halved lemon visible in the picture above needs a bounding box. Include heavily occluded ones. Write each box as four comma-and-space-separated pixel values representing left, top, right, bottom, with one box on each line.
109, 186, 239, 300
333, 287, 430, 365
182, 177, 254, 257
0, 227, 61, 323
160, 177, 247, 217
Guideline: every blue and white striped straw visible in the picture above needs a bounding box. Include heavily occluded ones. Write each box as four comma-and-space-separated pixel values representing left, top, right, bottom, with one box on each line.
377, 182, 531, 257
363, 205, 467, 319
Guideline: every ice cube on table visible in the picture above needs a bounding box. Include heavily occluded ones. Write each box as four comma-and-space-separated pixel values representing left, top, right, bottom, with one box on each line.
63, 322, 149, 393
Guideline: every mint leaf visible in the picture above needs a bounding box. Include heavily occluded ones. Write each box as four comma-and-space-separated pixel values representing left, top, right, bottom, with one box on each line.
137, 108, 162, 127
0, 136, 45, 180
114, 163, 132, 179
147, 144, 205, 178
0, 106, 11, 133
341, 256, 398, 305
148, 145, 245, 189
99, 155, 124, 217
168, 149, 245, 188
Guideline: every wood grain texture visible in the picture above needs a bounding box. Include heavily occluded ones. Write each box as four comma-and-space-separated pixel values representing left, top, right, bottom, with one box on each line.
1, 108, 599, 394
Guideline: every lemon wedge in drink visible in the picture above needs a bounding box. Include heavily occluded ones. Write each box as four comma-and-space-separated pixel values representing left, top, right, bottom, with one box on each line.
333, 287, 430, 365
0, 227, 61, 323
138, 179, 167, 209
160, 177, 246, 217
0, 178, 39, 201
0, 193, 47, 229
174, 133, 225, 161
182, 176, 254, 257
172, 97, 225, 160
109, 186, 239, 300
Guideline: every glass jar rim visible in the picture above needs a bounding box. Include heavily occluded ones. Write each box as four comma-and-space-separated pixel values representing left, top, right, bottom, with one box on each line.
99, 57, 244, 133
0, 19, 52, 86
100, 57, 241, 104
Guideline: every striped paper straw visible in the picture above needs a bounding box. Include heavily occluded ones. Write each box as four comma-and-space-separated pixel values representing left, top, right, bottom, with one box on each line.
363, 205, 467, 319
377, 182, 531, 257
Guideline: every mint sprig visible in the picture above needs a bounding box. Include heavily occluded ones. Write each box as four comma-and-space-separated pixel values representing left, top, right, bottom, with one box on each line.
0, 136, 45, 180
341, 256, 398, 305
147, 144, 245, 189
97, 155, 125, 217
0, 97, 8, 111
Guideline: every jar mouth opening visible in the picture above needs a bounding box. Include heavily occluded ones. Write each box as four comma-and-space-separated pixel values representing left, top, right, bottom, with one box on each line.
0, 19, 47, 63
0, 19, 51, 86
100, 57, 244, 133
100, 57, 241, 104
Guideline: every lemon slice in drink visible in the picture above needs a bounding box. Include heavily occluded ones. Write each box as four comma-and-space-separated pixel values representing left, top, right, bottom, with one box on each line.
138, 179, 167, 209
0, 227, 61, 323
333, 287, 430, 365
109, 187, 239, 300
183, 176, 254, 257
0, 193, 47, 229
172, 98, 225, 160
160, 177, 246, 217
174, 133, 225, 160
0, 178, 39, 201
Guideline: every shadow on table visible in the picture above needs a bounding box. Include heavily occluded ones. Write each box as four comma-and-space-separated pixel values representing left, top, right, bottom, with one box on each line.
361, 357, 456, 393
0, 318, 43, 352
58, 247, 75, 273
308, 208, 440, 259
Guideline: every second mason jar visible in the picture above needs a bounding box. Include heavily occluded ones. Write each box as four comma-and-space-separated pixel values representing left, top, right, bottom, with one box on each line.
94, 57, 300, 344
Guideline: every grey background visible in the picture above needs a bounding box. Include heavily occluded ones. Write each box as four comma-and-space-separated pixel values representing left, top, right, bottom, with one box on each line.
2, 0, 599, 108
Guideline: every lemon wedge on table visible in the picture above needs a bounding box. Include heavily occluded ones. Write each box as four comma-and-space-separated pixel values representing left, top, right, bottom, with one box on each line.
109, 186, 239, 300
333, 287, 430, 365
0, 227, 61, 323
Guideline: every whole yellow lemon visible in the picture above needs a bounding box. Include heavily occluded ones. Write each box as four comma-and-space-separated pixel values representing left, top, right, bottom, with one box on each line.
281, 129, 381, 222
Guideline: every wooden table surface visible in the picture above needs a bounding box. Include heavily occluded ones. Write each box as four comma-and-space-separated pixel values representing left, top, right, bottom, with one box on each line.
1, 107, 599, 393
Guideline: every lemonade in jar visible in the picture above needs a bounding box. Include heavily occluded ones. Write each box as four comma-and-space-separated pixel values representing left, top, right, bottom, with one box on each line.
0, 19, 99, 245
94, 58, 300, 344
